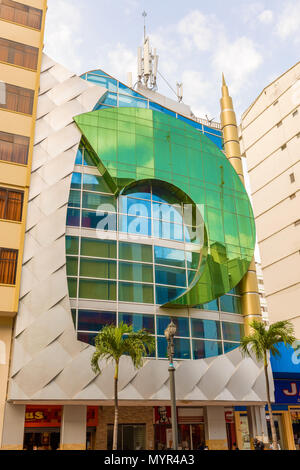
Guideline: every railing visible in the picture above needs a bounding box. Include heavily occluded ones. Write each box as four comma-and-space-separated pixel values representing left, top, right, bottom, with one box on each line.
194, 116, 222, 130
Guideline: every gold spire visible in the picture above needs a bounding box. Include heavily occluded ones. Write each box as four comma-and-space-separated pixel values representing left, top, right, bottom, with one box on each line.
220, 76, 261, 334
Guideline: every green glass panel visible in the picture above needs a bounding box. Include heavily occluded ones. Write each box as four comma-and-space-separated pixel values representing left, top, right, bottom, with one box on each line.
79, 279, 116, 300
80, 258, 116, 279
67, 277, 77, 298
66, 236, 79, 254
68, 190, 81, 208
66, 256, 78, 276
83, 147, 96, 166
119, 282, 154, 303
119, 242, 152, 263
81, 238, 116, 258
82, 192, 116, 211
119, 261, 153, 283
74, 108, 256, 306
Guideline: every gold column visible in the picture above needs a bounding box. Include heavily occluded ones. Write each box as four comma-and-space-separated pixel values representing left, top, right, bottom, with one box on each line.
220, 75, 261, 334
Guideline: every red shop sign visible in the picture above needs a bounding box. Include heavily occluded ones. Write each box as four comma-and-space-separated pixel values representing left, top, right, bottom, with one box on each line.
25, 406, 98, 428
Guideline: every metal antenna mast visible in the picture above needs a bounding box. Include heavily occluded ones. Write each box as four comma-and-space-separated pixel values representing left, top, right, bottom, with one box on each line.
142, 11, 147, 40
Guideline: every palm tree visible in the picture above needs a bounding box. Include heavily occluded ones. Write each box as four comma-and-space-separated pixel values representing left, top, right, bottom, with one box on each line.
91, 322, 155, 450
240, 320, 295, 450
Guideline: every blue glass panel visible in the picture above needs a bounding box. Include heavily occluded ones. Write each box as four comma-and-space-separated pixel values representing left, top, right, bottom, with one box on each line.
100, 92, 117, 106
155, 265, 186, 287
75, 148, 83, 165
71, 172, 81, 189
193, 298, 219, 311
119, 94, 148, 108
119, 196, 151, 218
177, 114, 202, 130
67, 208, 80, 227
78, 310, 116, 332
224, 342, 239, 353
77, 332, 97, 346
157, 336, 191, 359
122, 181, 151, 200
222, 322, 244, 342
203, 125, 222, 136
85, 74, 117, 91
153, 220, 184, 241
154, 246, 185, 268
156, 285, 185, 304
152, 202, 182, 221
118, 82, 145, 98
83, 174, 113, 193
149, 101, 176, 117
156, 316, 189, 337
191, 319, 221, 340
205, 133, 223, 149
219, 294, 241, 314
82, 210, 117, 230
118, 312, 155, 333
119, 214, 151, 236
192, 339, 223, 359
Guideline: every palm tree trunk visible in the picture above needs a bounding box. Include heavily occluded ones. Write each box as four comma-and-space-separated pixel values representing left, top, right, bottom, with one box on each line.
264, 356, 278, 450
113, 361, 119, 450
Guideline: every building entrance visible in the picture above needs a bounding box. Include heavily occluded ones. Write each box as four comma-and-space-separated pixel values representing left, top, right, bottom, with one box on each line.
24, 430, 60, 450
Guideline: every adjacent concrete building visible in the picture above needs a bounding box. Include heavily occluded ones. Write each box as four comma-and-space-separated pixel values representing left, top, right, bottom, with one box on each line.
0, 0, 47, 448
240, 62, 300, 337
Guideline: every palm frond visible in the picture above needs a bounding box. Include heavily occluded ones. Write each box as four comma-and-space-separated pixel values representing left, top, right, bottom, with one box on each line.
91, 322, 155, 374
239, 319, 296, 364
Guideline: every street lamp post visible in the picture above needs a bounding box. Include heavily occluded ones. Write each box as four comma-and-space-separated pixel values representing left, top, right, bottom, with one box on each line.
164, 320, 178, 450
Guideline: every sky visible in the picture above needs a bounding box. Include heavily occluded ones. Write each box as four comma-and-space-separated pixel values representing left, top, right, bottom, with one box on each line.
44, 0, 300, 122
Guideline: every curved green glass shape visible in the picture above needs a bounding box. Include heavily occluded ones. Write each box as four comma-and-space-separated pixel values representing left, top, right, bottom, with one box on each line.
74, 107, 255, 306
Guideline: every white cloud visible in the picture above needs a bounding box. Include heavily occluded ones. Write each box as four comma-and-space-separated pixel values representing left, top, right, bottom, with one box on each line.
44, 0, 83, 72
178, 10, 221, 52
276, 1, 300, 41
181, 70, 214, 116
212, 37, 263, 94
97, 43, 137, 84
258, 9, 274, 24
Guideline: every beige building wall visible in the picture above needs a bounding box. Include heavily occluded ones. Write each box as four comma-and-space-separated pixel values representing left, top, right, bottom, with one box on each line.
0, 0, 47, 448
240, 62, 300, 338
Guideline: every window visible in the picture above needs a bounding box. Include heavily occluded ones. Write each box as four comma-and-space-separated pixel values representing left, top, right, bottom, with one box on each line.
107, 424, 146, 450
0, 83, 34, 114
0, 0, 43, 30
290, 173, 295, 183
0, 247, 18, 284
290, 193, 296, 200
0, 188, 23, 221
281, 144, 287, 151
0, 37, 38, 69
0, 131, 29, 164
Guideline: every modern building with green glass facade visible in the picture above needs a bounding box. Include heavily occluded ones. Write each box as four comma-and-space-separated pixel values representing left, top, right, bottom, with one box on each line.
0, 53, 273, 451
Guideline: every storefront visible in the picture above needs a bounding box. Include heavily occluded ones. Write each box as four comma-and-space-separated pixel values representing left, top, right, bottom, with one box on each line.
23, 406, 98, 450
270, 343, 300, 450
154, 406, 205, 450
